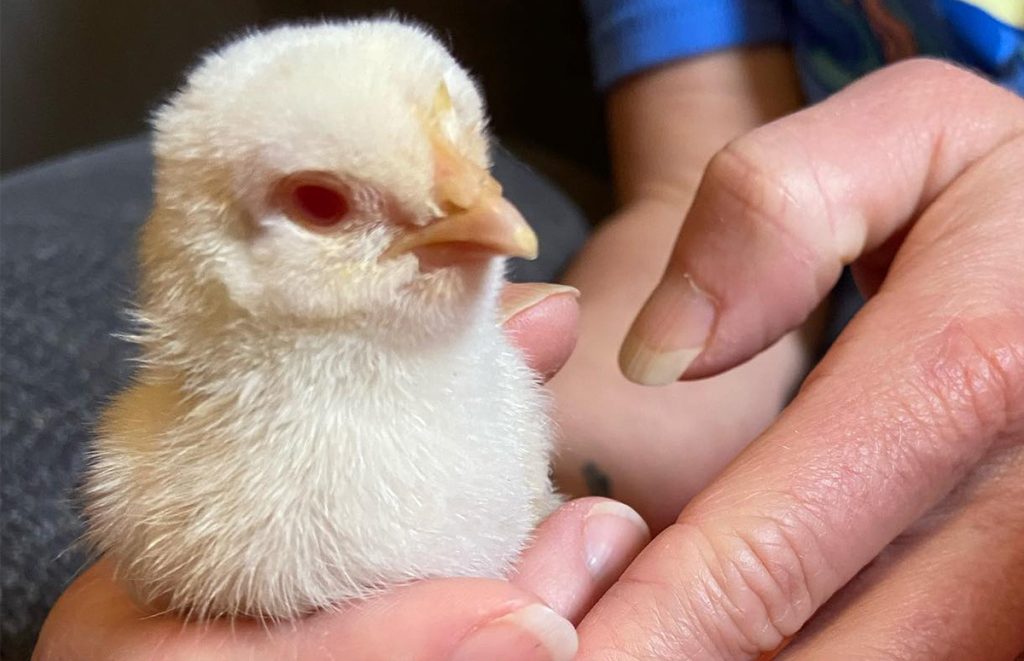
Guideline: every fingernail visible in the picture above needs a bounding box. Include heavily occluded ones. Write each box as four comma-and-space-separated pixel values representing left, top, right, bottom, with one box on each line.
584, 501, 650, 582
619, 274, 715, 385
451, 603, 578, 661
500, 283, 580, 323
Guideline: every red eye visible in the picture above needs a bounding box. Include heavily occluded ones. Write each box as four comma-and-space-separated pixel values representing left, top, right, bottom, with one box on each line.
274, 174, 352, 230
292, 184, 349, 226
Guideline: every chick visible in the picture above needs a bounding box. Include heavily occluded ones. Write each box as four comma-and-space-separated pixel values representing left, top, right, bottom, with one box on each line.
83, 20, 560, 621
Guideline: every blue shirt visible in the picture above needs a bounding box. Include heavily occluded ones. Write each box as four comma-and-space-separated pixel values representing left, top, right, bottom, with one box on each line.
583, 0, 1024, 100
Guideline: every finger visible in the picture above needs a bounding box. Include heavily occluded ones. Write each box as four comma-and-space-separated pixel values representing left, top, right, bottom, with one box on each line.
578, 99, 1024, 657
618, 58, 1024, 385
501, 282, 580, 380
513, 497, 650, 623
782, 445, 1024, 660
36, 559, 577, 661
37, 497, 635, 660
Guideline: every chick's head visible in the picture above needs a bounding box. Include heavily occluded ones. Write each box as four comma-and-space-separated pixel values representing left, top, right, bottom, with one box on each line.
146, 21, 536, 342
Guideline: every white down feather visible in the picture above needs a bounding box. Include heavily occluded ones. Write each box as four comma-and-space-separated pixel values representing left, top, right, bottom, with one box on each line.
83, 19, 559, 620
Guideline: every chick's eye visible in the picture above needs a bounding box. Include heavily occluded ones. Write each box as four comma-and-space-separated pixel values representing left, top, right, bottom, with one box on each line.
291, 184, 350, 227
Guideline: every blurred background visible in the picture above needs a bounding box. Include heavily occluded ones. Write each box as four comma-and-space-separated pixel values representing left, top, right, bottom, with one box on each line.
1, 2, 611, 658
1, 0, 612, 215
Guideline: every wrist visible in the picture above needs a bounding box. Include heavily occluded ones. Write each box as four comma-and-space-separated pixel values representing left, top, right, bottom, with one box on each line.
607, 46, 803, 207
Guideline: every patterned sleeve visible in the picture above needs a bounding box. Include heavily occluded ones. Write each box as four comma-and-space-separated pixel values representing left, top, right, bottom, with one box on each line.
583, 0, 790, 89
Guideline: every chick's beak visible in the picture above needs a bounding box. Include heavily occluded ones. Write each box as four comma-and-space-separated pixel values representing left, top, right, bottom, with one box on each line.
385, 151, 538, 261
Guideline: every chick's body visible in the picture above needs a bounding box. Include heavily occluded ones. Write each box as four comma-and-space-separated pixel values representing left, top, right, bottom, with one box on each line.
84, 21, 558, 620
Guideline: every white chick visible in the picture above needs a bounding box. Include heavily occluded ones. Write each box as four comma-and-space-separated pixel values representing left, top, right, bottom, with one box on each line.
83, 20, 560, 621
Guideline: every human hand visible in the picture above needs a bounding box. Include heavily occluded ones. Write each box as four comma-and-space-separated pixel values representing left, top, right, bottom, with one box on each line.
36, 285, 652, 661
578, 59, 1024, 659
548, 200, 815, 532
35, 495, 649, 660
548, 48, 812, 531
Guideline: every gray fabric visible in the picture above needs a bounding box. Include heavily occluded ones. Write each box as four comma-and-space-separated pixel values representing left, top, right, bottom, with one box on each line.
0, 136, 589, 660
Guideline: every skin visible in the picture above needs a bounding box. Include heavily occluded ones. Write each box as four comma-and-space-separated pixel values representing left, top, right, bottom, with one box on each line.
575, 59, 1024, 659
35, 286, 656, 660
549, 46, 815, 532
38, 53, 1024, 660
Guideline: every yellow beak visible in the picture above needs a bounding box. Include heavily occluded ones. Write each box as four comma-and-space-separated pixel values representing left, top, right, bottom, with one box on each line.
385, 95, 539, 261
385, 177, 538, 260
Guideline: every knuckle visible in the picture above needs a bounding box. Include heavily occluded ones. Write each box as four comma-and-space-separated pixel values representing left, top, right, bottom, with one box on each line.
705, 139, 797, 232
704, 137, 836, 282
676, 514, 822, 658
886, 57, 976, 88
911, 313, 1024, 445
885, 58, 1021, 115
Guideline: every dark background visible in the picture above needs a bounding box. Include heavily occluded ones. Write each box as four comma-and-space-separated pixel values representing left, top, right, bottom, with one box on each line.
1, 0, 612, 214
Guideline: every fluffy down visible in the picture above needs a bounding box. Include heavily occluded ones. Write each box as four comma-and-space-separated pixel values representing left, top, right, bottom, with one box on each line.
83, 19, 558, 621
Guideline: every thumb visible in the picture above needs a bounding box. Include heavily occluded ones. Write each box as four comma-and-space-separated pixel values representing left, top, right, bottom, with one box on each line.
617, 59, 1024, 385
501, 283, 580, 380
